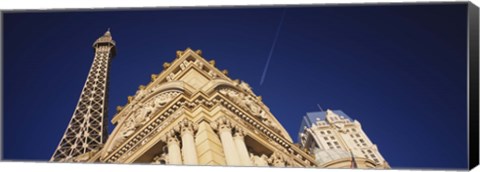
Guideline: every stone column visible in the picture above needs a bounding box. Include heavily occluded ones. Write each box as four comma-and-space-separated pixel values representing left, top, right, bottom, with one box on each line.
233, 127, 252, 166
212, 117, 241, 166
164, 130, 182, 165
176, 119, 198, 165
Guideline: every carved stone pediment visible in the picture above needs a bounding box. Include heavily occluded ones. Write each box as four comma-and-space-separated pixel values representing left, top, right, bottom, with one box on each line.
104, 90, 182, 155
218, 88, 283, 134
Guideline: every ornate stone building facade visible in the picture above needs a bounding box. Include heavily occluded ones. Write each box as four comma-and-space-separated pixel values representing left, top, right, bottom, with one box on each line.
298, 109, 390, 168
51, 31, 388, 169
51, 31, 317, 167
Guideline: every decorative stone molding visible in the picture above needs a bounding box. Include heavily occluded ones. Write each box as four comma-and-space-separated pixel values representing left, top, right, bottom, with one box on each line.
268, 138, 289, 155
103, 95, 316, 166
218, 88, 282, 134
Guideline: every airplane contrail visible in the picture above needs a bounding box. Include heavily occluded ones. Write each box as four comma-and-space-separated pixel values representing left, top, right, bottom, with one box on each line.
260, 9, 286, 86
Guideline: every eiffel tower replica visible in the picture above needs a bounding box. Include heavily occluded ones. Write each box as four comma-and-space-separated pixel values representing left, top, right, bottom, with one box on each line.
51, 30, 116, 162
51, 30, 318, 167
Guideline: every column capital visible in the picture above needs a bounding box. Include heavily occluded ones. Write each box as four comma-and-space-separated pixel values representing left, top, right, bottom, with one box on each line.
211, 117, 233, 133
162, 130, 180, 146
175, 119, 198, 136
233, 126, 246, 138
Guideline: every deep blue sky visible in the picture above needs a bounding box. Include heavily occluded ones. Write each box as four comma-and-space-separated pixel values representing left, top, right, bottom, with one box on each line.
3, 3, 469, 169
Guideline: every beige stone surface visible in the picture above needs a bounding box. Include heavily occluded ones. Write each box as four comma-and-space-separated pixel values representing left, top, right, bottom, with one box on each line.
195, 121, 226, 165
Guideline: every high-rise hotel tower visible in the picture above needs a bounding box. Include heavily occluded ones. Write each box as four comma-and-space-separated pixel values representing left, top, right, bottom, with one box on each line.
298, 109, 390, 168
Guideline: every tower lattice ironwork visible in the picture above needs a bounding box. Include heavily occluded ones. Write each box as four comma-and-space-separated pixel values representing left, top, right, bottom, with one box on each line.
51, 30, 116, 161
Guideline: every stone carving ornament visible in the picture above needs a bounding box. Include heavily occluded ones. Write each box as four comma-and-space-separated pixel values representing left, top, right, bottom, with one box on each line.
250, 153, 269, 166
218, 88, 282, 133
238, 81, 253, 94
105, 91, 181, 154
154, 92, 177, 107
268, 152, 290, 167
135, 102, 156, 126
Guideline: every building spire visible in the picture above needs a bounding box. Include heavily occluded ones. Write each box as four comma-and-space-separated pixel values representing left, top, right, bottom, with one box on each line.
105, 28, 111, 36
93, 29, 116, 56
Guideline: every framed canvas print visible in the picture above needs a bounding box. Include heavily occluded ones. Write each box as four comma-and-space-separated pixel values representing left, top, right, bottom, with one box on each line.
1, 0, 479, 171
